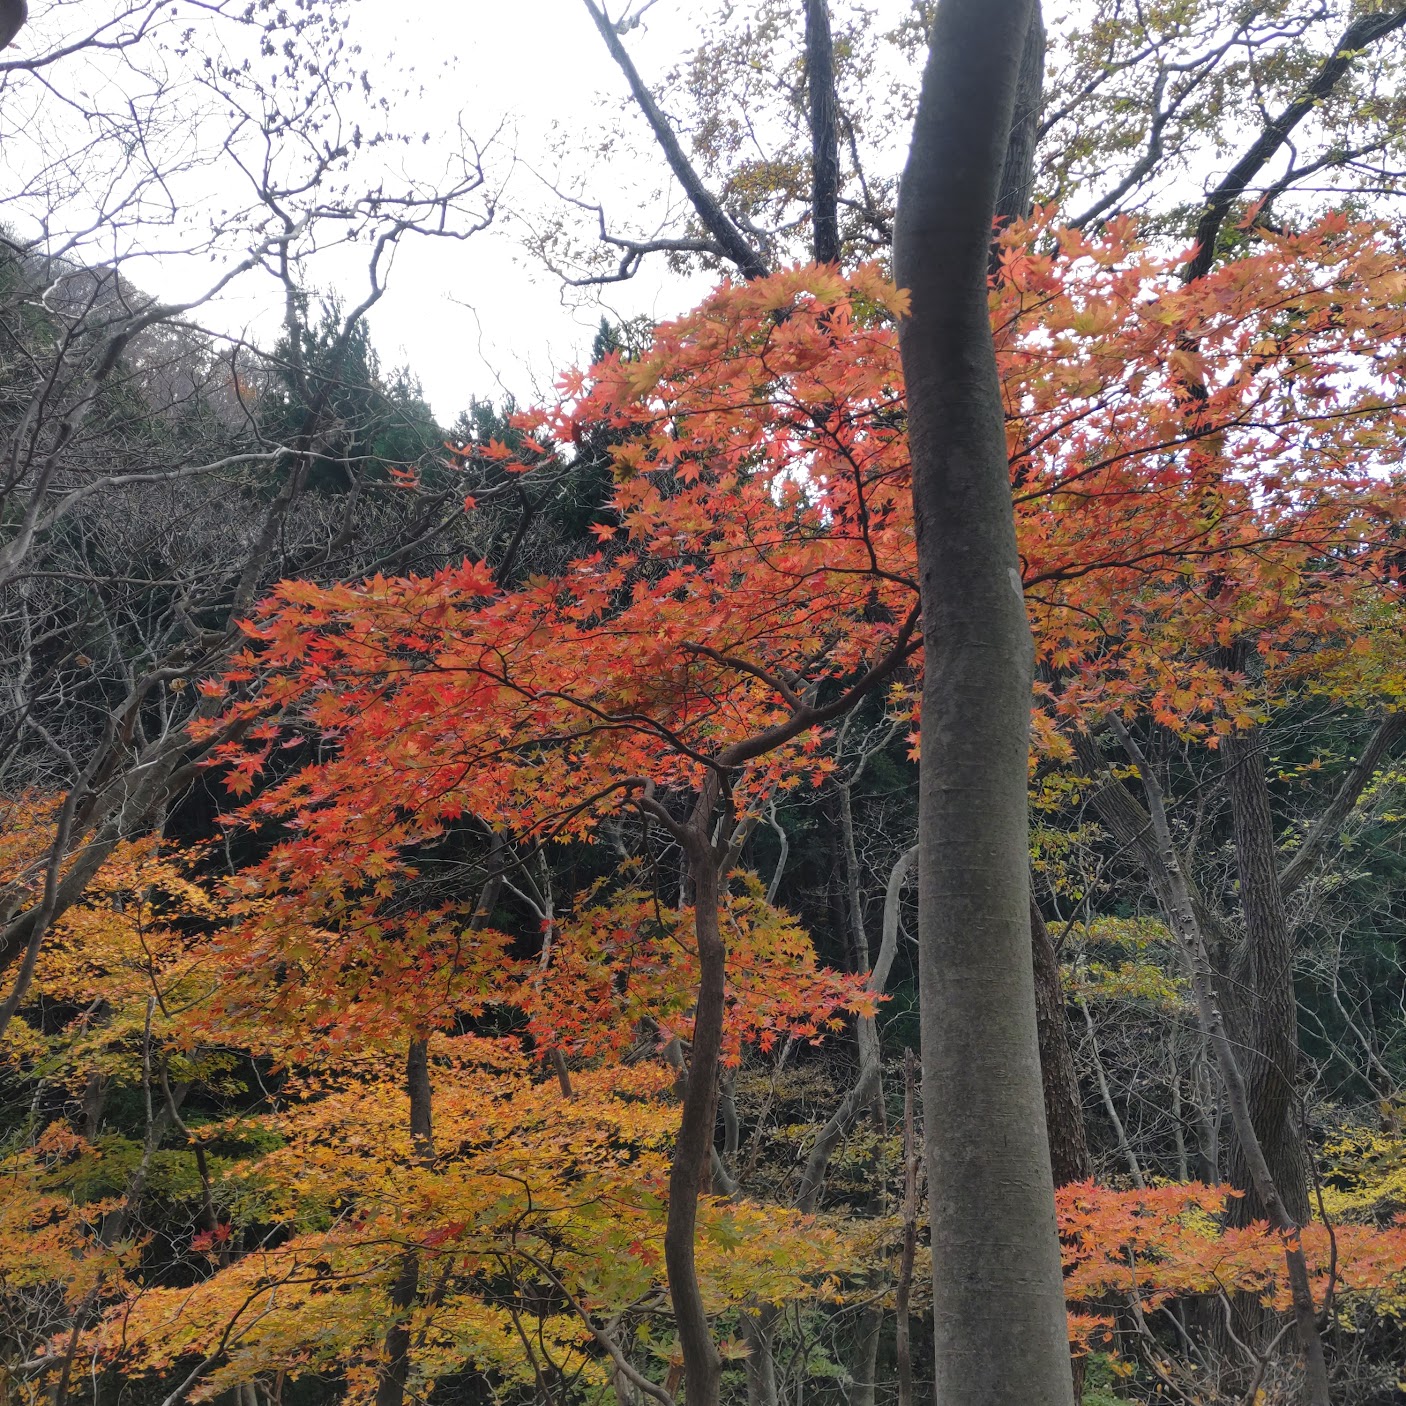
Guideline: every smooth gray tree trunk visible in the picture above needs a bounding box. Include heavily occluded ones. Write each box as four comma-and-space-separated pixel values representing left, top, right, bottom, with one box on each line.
804, 0, 841, 265
893, 2, 1072, 1401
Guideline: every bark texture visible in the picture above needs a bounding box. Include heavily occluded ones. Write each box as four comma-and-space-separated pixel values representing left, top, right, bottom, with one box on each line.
1031, 898, 1092, 1404
375, 1253, 421, 1406
804, 0, 841, 265
740, 1307, 779, 1406
1075, 708, 1404, 1237
376, 1039, 435, 1406
1105, 720, 1329, 1406
895, 1050, 920, 1406
1220, 728, 1310, 1226
993, 8, 1046, 229
894, 1, 1071, 1399
1031, 899, 1092, 1187
0, 0, 24, 49
406, 1037, 434, 1158
663, 836, 725, 1406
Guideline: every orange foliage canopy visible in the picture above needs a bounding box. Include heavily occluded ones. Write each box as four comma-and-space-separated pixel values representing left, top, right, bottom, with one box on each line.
197, 210, 1406, 1042
1058, 1181, 1406, 1351
7, 208, 1406, 1400
5, 810, 1406, 1397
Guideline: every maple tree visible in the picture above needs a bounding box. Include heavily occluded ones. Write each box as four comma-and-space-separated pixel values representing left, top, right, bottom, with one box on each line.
0, 802, 877, 1404
159, 196, 1404, 1401
95, 1046, 858, 1404
7, 812, 1406, 1404
4, 1, 1406, 1403
2, 138, 1405, 1406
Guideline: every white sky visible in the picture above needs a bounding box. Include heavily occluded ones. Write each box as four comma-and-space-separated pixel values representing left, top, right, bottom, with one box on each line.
2, 0, 1192, 425
2, 0, 784, 418
345, 0, 722, 417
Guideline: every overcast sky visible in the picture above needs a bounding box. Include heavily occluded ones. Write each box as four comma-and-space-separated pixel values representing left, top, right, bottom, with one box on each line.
247, 0, 835, 422
344, 0, 904, 419
346, 0, 716, 418
2, 0, 796, 418
11, 1, 1395, 425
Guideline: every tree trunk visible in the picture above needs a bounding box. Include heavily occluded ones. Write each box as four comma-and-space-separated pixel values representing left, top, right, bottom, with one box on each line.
838, 783, 884, 1124
741, 1307, 780, 1406
838, 784, 871, 977
376, 1039, 434, 1406
804, 0, 841, 265
0, 0, 25, 51
993, 7, 1045, 229
1031, 900, 1089, 1401
81, 1068, 105, 1143
1031, 898, 1092, 1187
376, 1253, 421, 1406
894, 1, 1072, 1401
663, 836, 725, 1406
849, 1306, 883, 1406
1220, 726, 1311, 1227
406, 1037, 434, 1158
996, 40, 1092, 1384
895, 1050, 920, 1406
1107, 719, 1330, 1406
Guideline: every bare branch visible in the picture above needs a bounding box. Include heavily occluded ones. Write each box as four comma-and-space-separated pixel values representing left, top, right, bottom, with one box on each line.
1182, 7, 1406, 283
580, 0, 770, 281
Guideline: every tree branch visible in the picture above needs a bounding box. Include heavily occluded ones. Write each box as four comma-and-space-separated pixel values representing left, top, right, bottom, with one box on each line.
1278, 712, 1406, 903
1182, 7, 1406, 283
580, 0, 771, 281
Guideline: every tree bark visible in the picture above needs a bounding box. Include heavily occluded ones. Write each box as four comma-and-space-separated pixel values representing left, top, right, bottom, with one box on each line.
993, 8, 1046, 230
376, 1039, 434, 1406
406, 1037, 434, 1158
0, 0, 24, 50
894, 1, 1072, 1400
1220, 727, 1310, 1226
1031, 897, 1092, 1187
1031, 898, 1091, 1403
849, 1306, 883, 1406
663, 834, 725, 1406
1107, 719, 1329, 1406
740, 1307, 779, 1406
376, 1252, 421, 1406
895, 1050, 920, 1406
804, 0, 841, 265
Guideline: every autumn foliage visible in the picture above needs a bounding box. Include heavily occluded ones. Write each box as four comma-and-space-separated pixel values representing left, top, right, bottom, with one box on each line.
4, 207, 1406, 1401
